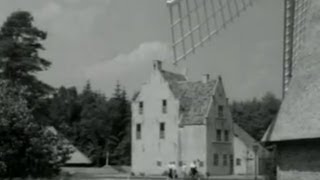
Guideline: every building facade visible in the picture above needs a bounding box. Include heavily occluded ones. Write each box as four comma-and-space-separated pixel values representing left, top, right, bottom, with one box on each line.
131, 60, 233, 176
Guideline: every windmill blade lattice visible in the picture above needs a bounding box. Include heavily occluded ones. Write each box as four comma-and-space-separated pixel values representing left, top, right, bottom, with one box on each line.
282, 0, 310, 97
167, 0, 255, 64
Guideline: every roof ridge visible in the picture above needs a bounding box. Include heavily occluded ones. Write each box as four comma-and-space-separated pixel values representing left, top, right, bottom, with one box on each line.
172, 78, 217, 84
160, 69, 184, 75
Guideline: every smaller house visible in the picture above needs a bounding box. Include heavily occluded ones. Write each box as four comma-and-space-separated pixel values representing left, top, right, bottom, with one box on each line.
46, 126, 92, 166
233, 124, 271, 175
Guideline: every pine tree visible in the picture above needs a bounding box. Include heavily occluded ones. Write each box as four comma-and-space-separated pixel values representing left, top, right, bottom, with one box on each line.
0, 11, 52, 103
108, 84, 131, 165
0, 11, 54, 126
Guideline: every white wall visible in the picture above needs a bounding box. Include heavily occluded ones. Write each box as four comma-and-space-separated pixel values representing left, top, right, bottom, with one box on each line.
233, 136, 256, 175
131, 69, 180, 175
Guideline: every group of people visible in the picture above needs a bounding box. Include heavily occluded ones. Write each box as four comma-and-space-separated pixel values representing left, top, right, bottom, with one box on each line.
167, 161, 198, 179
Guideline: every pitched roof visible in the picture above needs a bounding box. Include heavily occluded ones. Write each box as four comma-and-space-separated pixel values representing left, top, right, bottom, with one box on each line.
233, 123, 269, 156
66, 146, 92, 165
262, 51, 320, 142
263, 0, 320, 142
46, 126, 92, 165
160, 70, 187, 83
168, 79, 217, 125
233, 124, 257, 147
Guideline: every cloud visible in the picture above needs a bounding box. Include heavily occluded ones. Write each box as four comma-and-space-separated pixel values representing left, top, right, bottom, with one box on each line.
35, 1, 62, 21
85, 41, 172, 78
34, 0, 111, 39
84, 41, 173, 95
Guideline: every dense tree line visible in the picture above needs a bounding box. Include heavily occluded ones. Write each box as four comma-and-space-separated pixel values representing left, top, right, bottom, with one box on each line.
46, 81, 131, 166
231, 92, 281, 141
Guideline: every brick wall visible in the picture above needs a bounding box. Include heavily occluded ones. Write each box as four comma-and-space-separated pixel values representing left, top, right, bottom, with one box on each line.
277, 140, 320, 180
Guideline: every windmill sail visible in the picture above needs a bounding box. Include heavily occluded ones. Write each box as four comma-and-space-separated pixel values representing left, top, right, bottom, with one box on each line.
167, 0, 254, 64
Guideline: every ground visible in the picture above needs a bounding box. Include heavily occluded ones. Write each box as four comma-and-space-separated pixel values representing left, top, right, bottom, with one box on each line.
57, 167, 268, 180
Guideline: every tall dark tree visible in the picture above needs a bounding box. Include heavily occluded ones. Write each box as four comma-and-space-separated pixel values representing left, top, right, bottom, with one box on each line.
76, 82, 111, 166
47, 86, 81, 136
108, 84, 131, 165
0, 11, 53, 124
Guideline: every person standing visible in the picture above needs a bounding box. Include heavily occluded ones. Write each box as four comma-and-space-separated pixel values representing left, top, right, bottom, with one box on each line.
172, 162, 177, 179
168, 162, 173, 179
182, 163, 187, 178
190, 161, 197, 179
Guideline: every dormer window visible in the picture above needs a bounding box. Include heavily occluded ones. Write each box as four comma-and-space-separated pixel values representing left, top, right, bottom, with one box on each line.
218, 105, 223, 117
139, 101, 143, 114
162, 99, 167, 114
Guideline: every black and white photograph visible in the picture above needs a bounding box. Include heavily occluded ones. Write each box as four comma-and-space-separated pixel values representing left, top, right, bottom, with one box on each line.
0, 0, 316, 179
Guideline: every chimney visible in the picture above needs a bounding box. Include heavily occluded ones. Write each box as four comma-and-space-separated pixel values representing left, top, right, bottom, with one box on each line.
153, 60, 162, 71
202, 74, 210, 83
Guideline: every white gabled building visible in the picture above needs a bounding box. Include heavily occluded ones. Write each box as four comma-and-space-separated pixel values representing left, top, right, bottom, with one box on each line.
131, 60, 270, 176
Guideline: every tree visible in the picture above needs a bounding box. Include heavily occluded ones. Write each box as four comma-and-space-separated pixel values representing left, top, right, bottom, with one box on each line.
73, 82, 111, 166
231, 92, 281, 140
0, 81, 72, 178
46, 81, 132, 166
108, 84, 131, 165
0, 11, 53, 124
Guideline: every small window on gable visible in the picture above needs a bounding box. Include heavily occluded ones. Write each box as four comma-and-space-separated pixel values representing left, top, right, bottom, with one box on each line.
213, 154, 219, 166
162, 99, 167, 114
136, 123, 141, 140
218, 105, 223, 117
139, 101, 143, 114
224, 130, 229, 142
236, 158, 241, 166
160, 122, 165, 139
216, 129, 222, 142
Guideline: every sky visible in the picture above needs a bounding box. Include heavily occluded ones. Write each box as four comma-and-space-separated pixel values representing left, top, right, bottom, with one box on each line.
0, 0, 283, 101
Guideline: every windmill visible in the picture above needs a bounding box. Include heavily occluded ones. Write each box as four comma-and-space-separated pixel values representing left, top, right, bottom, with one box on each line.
166, 0, 310, 98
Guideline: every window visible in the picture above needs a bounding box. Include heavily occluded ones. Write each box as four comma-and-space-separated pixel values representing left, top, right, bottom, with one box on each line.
160, 122, 165, 139
162, 99, 167, 114
224, 130, 229, 142
199, 161, 204, 167
216, 129, 222, 142
136, 123, 141, 139
223, 154, 228, 166
218, 105, 223, 117
139, 101, 143, 114
230, 155, 233, 167
213, 154, 219, 166
179, 161, 183, 167
236, 158, 241, 166
157, 161, 162, 166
